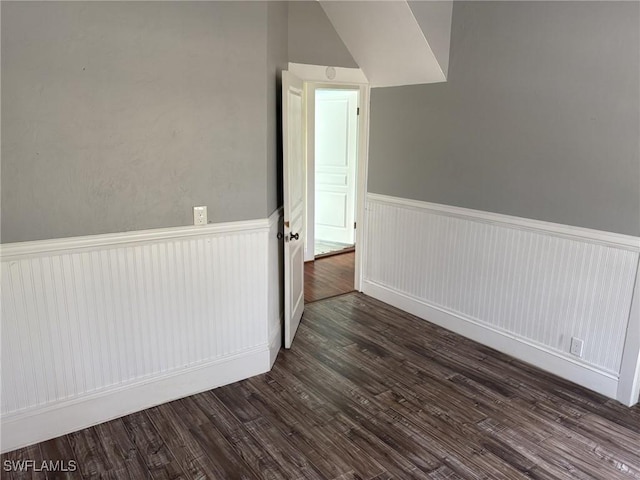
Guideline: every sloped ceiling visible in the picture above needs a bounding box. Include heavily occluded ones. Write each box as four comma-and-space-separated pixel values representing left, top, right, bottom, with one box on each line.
319, 0, 452, 87
408, 1, 453, 78
288, 1, 358, 68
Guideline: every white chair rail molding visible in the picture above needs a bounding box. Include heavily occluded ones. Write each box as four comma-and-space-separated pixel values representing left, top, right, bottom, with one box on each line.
362, 193, 640, 408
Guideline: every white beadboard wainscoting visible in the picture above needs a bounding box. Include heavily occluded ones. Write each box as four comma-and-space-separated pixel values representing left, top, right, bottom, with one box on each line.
363, 193, 640, 405
1, 210, 283, 453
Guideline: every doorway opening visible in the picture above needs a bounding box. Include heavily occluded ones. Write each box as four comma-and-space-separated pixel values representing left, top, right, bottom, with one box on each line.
282, 63, 369, 326
314, 88, 359, 258
304, 84, 361, 303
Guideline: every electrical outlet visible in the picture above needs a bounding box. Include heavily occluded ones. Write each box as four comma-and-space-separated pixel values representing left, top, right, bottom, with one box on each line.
570, 337, 584, 358
193, 206, 207, 226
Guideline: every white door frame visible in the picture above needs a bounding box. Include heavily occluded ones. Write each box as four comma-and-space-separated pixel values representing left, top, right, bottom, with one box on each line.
289, 63, 370, 292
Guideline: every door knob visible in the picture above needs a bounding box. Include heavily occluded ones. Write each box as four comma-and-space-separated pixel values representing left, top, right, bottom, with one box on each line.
290, 232, 299, 240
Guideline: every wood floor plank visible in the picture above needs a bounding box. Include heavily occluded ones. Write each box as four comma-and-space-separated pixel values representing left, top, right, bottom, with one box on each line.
240, 374, 387, 479
190, 391, 299, 480
541, 434, 640, 479
93, 418, 151, 479
305, 251, 355, 303
278, 355, 448, 476
369, 473, 394, 480
121, 411, 187, 480
426, 465, 463, 480
189, 426, 258, 480
5, 292, 640, 479
145, 401, 226, 480
68, 425, 115, 478
38, 436, 81, 480
242, 416, 326, 480
0, 444, 48, 480
254, 370, 423, 479
168, 395, 260, 479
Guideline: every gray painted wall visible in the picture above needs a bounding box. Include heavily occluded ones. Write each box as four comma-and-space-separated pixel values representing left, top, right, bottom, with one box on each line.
267, 2, 289, 216
368, 1, 640, 236
288, 1, 357, 68
1, 1, 281, 243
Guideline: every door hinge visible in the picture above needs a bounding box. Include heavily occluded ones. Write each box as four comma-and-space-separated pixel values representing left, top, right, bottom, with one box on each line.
354, 222, 357, 229
357, 107, 360, 116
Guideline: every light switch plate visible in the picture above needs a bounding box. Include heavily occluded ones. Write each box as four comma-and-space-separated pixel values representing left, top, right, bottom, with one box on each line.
193, 206, 207, 226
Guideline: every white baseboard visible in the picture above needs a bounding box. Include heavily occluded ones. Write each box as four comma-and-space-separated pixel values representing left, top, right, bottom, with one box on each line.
363, 280, 620, 400
364, 193, 639, 405
267, 207, 283, 369
269, 319, 283, 368
1, 216, 276, 453
1, 346, 270, 453
617, 263, 640, 406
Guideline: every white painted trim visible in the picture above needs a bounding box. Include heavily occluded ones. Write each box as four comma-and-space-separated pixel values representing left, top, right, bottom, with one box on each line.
304, 81, 316, 263
617, 259, 640, 406
289, 62, 368, 85
363, 195, 638, 402
363, 280, 620, 400
0, 218, 271, 260
294, 65, 370, 293
1, 347, 270, 453
1, 215, 279, 451
304, 82, 369, 268
269, 318, 283, 368
354, 86, 370, 292
367, 193, 640, 251
268, 207, 283, 368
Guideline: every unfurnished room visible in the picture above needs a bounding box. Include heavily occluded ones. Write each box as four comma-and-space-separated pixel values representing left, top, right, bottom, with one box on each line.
1, 1, 639, 478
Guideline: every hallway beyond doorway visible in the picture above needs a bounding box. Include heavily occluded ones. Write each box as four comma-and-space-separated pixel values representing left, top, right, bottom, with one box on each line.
314, 240, 354, 257
304, 251, 355, 303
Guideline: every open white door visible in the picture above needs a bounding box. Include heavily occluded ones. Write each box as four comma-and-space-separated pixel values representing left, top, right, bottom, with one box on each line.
282, 70, 305, 349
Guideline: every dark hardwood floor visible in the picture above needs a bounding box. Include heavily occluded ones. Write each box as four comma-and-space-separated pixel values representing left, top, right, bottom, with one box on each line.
3, 293, 640, 479
304, 251, 355, 303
